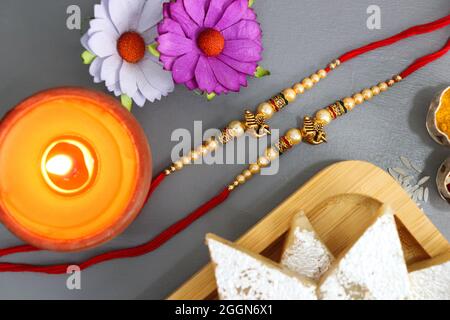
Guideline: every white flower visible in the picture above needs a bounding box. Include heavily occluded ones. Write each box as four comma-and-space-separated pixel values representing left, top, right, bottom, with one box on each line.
81, 0, 174, 107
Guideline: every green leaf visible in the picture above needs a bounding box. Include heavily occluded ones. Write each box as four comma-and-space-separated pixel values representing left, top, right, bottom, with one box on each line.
121, 95, 133, 111
254, 65, 271, 78
147, 43, 161, 58
205, 92, 216, 101
81, 50, 96, 65
248, 0, 254, 7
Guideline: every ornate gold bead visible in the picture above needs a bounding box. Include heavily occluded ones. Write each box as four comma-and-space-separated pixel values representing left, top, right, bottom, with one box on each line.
378, 82, 388, 92
353, 93, 364, 105
311, 73, 320, 84
174, 160, 184, 170
293, 83, 305, 94
329, 62, 337, 70
371, 86, 381, 96
164, 169, 172, 175
249, 163, 260, 174
256, 102, 275, 119
257, 156, 270, 168
228, 120, 246, 137
265, 147, 279, 161
362, 89, 373, 100
236, 174, 246, 185
317, 69, 327, 79
242, 170, 252, 179
285, 128, 303, 145
302, 77, 314, 90
282, 88, 297, 103
387, 79, 395, 87
233, 180, 239, 187
228, 185, 235, 191
343, 97, 356, 111
315, 109, 333, 125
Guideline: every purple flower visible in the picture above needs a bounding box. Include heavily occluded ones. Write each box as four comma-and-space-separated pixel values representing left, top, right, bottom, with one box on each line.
157, 0, 263, 95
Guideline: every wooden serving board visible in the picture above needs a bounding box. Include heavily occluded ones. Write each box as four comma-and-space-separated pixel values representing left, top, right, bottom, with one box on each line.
168, 160, 450, 300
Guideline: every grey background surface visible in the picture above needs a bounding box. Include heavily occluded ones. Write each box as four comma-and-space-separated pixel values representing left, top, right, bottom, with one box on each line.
0, 0, 449, 299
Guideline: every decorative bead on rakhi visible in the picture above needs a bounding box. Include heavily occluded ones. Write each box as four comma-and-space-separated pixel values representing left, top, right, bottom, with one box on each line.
244, 110, 271, 138
269, 93, 289, 112
301, 116, 327, 145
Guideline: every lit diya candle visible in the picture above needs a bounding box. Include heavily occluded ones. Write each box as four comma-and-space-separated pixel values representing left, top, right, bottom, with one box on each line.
0, 87, 152, 251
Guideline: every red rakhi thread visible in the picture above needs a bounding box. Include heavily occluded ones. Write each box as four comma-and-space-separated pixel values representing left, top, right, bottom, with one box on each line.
400, 37, 450, 78
0, 15, 450, 273
0, 185, 230, 273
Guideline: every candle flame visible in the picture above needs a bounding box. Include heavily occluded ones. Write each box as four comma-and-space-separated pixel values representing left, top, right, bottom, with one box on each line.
46, 154, 74, 176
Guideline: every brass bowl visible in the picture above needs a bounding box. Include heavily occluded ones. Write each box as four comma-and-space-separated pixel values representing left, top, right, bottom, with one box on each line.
437, 158, 450, 203
426, 86, 450, 146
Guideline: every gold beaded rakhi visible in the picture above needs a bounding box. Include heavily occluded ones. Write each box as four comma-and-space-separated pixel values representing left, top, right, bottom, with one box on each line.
1, 15, 449, 273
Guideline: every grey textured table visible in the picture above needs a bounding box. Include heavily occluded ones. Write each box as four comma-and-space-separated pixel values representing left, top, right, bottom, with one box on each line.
0, 0, 449, 299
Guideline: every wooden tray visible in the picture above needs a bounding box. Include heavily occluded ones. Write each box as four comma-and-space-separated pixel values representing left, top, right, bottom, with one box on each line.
168, 160, 450, 300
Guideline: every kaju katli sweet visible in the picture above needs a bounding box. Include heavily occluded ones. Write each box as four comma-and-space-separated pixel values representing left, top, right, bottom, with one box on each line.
0, 15, 449, 274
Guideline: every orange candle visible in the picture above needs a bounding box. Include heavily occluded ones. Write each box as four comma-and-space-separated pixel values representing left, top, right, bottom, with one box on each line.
0, 87, 152, 251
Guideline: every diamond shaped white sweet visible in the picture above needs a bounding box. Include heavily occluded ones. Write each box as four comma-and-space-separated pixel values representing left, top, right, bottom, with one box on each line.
408, 252, 450, 300
318, 206, 410, 300
281, 212, 334, 281
207, 234, 317, 300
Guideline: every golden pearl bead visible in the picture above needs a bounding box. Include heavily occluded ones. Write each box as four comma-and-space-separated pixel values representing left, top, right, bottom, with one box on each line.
197, 145, 208, 155
174, 160, 184, 170
181, 156, 191, 165
394, 75, 402, 82
282, 88, 297, 103
189, 151, 200, 161
362, 89, 373, 100
371, 86, 381, 96
242, 169, 252, 179
257, 102, 275, 119
233, 180, 239, 187
206, 139, 219, 151
236, 174, 246, 185
285, 128, 303, 145
228, 120, 246, 137
378, 82, 388, 92
228, 185, 235, 191
257, 156, 270, 168
353, 93, 364, 105
302, 77, 314, 90
265, 147, 279, 161
293, 83, 305, 95
329, 62, 337, 70
311, 73, 320, 83
315, 109, 333, 125
249, 163, 260, 174
317, 69, 327, 79
343, 97, 356, 111
387, 79, 395, 87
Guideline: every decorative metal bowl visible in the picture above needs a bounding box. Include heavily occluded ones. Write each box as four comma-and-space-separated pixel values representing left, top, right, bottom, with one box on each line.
437, 157, 450, 203
426, 86, 450, 146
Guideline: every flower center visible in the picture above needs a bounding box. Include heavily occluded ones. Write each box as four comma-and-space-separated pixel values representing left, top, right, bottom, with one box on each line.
197, 29, 225, 57
117, 32, 146, 64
